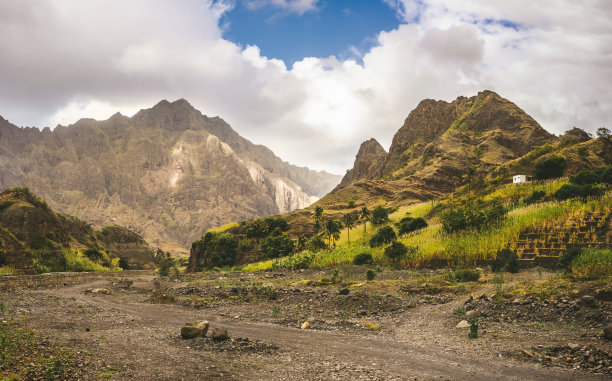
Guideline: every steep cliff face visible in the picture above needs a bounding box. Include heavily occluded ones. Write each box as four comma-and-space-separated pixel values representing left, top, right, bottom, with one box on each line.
336, 138, 387, 189
0, 100, 340, 253
337, 90, 556, 193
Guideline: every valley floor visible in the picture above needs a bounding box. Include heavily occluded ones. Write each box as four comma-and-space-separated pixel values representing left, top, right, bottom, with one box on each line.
1, 269, 610, 380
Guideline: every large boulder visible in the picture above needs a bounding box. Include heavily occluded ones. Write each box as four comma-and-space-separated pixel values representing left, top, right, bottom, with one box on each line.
181, 321, 209, 339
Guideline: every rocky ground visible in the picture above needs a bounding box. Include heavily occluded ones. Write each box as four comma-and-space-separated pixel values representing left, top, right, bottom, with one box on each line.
0, 268, 610, 380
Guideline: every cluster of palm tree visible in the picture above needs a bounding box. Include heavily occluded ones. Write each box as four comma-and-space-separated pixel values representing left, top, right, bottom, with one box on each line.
311, 205, 374, 249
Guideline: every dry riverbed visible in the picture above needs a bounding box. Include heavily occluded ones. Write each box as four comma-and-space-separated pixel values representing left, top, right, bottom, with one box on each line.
1, 268, 610, 380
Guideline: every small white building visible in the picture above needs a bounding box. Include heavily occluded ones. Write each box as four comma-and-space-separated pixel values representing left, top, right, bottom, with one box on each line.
513, 174, 528, 184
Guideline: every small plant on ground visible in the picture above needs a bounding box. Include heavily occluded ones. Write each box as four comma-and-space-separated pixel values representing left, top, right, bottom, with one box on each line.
452, 268, 481, 282
453, 307, 466, 318
365, 268, 376, 281
492, 248, 519, 273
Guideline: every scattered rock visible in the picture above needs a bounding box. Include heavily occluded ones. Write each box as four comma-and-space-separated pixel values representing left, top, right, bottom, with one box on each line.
580, 295, 598, 308
211, 327, 229, 341
92, 288, 110, 295
466, 310, 479, 320
301, 321, 310, 330
181, 321, 209, 339
456, 320, 470, 329
567, 343, 582, 352
339, 288, 350, 295
604, 323, 612, 340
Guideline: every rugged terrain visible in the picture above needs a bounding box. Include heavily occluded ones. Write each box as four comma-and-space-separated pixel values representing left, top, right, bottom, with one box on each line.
0, 100, 340, 254
0, 268, 610, 380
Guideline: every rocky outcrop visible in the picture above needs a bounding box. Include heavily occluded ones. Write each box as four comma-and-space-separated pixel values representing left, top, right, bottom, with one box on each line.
336, 139, 387, 189
0, 100, 340, 253
337, 90, 556, 193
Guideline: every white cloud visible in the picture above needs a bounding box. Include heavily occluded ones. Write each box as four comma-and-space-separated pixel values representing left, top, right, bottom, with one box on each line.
0, 0, 610, 174
244, 0, 319, 15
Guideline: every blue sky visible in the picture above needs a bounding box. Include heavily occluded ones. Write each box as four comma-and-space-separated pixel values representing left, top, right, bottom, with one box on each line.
221, 0, 401, 65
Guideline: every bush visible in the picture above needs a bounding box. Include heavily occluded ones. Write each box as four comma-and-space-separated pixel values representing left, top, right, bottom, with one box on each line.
452, 268, 481, 282
261, 235, 295, 259
398, 217, 428, 235
577, 146, 589, 157
553, 183, 603, 201
558, 245, 581, 269
384, 241, 408, 261
365, 268, 376, 281
369, 226, 396, 247
190, 232, 238, 268
597, 166, 612, 184
492, 248, 519, 273
118, 257, 130, 270
523, 190, 545, 205
158, 256, 173, 277
353, 252, 373, 265
347, 200, 355, 208
271, 252, 314, 271
306, 235, 327, 252
533, 156, 567, 180
570, 169, 599, 185
441, 199, 507, 233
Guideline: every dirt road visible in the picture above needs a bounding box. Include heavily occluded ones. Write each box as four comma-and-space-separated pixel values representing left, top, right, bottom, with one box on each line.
5, 273, 607, 381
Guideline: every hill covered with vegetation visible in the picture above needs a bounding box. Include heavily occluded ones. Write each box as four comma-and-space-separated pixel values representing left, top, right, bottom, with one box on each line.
187, 91, 612, 278
0, 187, 155, 274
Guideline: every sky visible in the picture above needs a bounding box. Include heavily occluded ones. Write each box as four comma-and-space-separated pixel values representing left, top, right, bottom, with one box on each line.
0, 0, 610, 174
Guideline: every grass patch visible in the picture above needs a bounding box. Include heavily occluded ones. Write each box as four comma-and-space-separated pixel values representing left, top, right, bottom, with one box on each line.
571, 248, 612, 279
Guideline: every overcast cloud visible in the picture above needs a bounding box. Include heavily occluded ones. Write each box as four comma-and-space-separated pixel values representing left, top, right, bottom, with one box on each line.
0, 0, 610, 174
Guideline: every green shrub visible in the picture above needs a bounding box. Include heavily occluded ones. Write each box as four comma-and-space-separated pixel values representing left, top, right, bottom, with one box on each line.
118, 257, 130, 270
558, 245, 581, 269
533, 156, 567, 180
577, 146, 589, 157
492, 248, 519, 273
452, 268, 481, 282
190, 232, 238, 268
365, 268, 376, 281
353, 252, 373, 265
398, 217, 428, 235
523, 190, 546, 205
261, 235, 295, 259
384, 241, 408, 261
570, 169, 599, 185
271, 252, 314, 271
306, 235, 327, 252
347, 200, 355, 208
369, 226, 396, 247
553, 183, 603, 201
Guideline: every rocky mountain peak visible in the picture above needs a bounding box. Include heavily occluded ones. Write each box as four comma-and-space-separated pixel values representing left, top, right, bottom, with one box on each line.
336, 138, 387, 189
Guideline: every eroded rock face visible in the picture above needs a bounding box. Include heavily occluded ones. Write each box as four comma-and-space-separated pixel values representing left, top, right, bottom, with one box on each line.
0, 100, 341, 252
336, 139, 387, 190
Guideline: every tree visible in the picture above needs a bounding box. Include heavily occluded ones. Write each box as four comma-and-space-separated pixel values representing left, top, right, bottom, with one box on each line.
324, 219, 344, 247
313, 206, 324, 233
371, 205, 389, 225
342, 213, 356, 244
360, 206, 371, 243
533, 156, 567, 180
261, 235, 295, 259
596, 127, 611, 139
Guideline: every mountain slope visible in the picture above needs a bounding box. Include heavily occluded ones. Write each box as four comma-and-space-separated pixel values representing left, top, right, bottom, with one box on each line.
0, 100, 341, 253
338, 90, 556, 192
0, 187, 155, 273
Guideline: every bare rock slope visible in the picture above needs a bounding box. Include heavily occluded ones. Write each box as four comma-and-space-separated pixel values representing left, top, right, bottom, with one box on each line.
0, 100, 341, 253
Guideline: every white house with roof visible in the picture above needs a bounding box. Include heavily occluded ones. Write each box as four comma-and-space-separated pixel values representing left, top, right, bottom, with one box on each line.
513, 174, 528, 183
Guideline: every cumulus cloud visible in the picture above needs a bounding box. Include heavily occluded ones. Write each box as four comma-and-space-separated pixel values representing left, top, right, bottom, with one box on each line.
0, 0, 610, 174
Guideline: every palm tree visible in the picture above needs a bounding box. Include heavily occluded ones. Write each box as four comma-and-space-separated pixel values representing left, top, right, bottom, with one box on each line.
343, 213, 356, 245
324, 219, 343, 247
360, 206, 371, 243
312, 206, 323, 233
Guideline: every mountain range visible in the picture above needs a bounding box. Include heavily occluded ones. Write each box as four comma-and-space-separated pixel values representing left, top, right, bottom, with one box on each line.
0, 100, 341, 254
